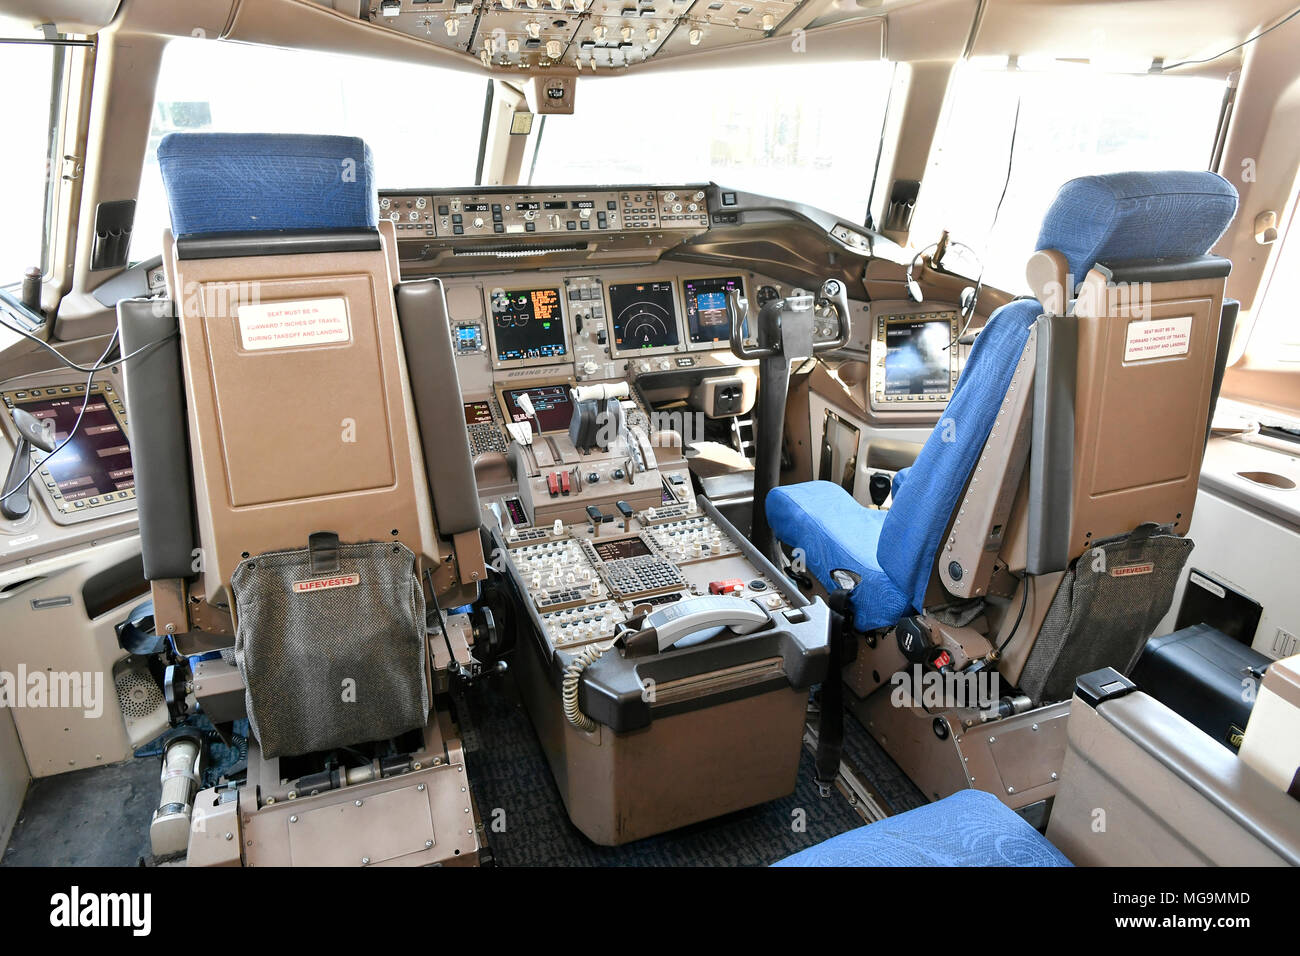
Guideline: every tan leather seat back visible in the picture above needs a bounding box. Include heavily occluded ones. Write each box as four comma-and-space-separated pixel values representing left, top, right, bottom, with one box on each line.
163, 226, 440, 606
1027, 255, 1230, 573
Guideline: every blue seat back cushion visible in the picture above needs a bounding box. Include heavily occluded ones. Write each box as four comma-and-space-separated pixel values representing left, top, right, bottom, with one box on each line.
158, 132, 377, 237
773, 789, 1071, 866
1036, 170, 1238, 285
877, 298, 1042, 613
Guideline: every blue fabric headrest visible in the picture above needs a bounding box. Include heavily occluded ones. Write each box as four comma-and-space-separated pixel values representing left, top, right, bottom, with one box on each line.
158, 132, 377, 237
1035, 170, 1238, 283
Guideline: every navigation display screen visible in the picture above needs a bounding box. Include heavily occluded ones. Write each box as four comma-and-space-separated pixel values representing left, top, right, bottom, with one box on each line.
609, 281, 680, 352
502, 385, 573, 434
15, 390, 133, 503
884, 319, 951, 396
490, 287, 567, 362
684, 276, 743, 344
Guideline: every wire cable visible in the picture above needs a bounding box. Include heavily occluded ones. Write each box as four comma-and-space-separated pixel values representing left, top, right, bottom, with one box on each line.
1160, 6, 1300, 71
996, 576, 1031, 656
0, 306, 176, 373
946, 95, 1022, 352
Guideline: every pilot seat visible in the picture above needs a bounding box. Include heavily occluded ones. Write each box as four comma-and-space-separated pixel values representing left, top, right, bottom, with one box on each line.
768, 170, 1242, 807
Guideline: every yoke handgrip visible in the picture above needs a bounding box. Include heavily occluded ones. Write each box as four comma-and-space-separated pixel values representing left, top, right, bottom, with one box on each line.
812, 278, 852, 353
727, 289, 775, 360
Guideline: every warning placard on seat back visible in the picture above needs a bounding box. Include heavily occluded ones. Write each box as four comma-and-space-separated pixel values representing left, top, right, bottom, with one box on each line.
237, 297, 351, 351
1123, 316, 1192, 362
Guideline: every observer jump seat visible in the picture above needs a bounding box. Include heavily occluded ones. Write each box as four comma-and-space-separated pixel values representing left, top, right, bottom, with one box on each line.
117, 132, 488, 866
768, 170, 1239, 703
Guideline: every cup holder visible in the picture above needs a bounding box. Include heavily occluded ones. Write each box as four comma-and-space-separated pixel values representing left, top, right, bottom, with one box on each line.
1236, 470, 1297, 490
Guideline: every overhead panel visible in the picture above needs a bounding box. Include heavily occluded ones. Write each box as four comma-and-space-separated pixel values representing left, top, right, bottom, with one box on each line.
362, 0, 805, 71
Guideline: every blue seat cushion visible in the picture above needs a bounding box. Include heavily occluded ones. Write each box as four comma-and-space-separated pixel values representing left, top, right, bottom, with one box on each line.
774, 789, 1072, 867
767, 481, 909, 632
877, 298, 1042, 612
770, 299, 1042, 631
1036, 170, 1238, 285
158, 132, 377, 237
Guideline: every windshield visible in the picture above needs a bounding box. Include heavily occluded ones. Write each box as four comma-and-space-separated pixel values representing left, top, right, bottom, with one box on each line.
528, 59, 894, 224
134, 37, 491, 261
0, 17, 65, 285
910, 61, 1228, 292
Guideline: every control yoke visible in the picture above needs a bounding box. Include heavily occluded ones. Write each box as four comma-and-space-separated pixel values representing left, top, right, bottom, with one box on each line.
2, 408, 57, 520
726, 278, 852, 360
725, 279, 853, 561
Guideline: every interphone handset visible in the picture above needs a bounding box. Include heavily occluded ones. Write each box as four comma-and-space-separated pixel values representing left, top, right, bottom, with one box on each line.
638, 595, 770, 653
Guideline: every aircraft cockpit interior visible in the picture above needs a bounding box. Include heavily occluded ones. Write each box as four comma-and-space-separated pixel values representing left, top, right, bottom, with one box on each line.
0, 0, 1298, 902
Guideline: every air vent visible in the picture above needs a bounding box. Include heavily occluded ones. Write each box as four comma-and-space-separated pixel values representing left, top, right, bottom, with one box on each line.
451, 242, 589, 258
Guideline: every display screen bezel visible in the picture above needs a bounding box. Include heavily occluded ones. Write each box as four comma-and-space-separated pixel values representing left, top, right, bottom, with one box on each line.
682, 275, 745, 347
486, 285, 570, 370
869, 308, 961, 410
0, 380, 137, 525
494, 378, 577, 436
606, 280, 684, 358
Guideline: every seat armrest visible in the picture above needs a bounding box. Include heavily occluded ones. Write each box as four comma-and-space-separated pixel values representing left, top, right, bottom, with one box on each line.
1048, 677, 1300, 866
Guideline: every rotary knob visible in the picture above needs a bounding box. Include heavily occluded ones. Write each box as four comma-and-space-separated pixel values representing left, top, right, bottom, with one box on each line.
473, 217, 484, 228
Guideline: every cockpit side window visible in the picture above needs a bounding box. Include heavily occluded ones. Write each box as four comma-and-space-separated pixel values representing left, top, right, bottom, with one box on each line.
0, 16, 70, 287
910, 60, 1228, 293
133, 36, 491, 263
525, 60, 895, 226
1240, 182, 1300, 369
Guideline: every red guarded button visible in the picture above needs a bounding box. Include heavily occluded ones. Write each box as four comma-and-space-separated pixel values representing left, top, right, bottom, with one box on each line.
709, 578, 745, 595
546, 473, 560, 497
